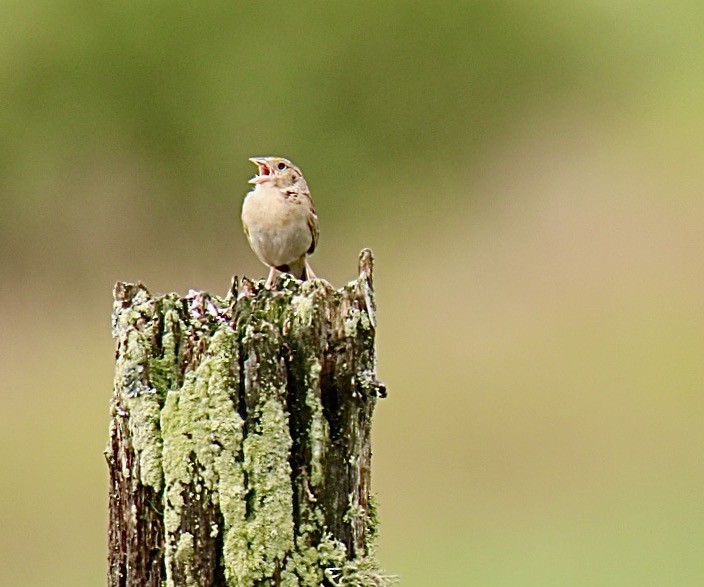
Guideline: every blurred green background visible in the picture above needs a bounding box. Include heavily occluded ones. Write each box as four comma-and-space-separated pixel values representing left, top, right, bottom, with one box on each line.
2, 1, 703, 585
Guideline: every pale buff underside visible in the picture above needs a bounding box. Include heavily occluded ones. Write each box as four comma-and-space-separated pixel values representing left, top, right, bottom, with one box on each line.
242, 183, 313, 276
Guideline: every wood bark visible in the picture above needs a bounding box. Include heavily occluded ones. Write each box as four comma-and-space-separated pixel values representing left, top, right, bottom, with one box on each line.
107, 249, 392, 587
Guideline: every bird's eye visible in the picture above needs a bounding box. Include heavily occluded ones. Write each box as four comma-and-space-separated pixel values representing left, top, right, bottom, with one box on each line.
277, 162, 286, 170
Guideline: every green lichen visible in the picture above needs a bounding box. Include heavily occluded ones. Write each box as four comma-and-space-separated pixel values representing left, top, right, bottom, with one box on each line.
277, 497, 395, 587
160, 325, 246, 587
230, 395, 294, 584
112, 258, 392, 586
175, 531, 195, 562
325, 555, 398, 587
305, 359, 327, 488
344, 498, 365, 525
284, 532, 396, 587
126, 393, 163, 490
148, 306, 181, 396
288, 285, 329, 490
344, 307, 371, 338
174, 532, 197, 587
291, 293, 316, 327
364, 494, 381, 549
114, 305, 164, 490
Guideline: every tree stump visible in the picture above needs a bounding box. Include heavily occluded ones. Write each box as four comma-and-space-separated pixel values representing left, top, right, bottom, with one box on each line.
107, 249, 392, 587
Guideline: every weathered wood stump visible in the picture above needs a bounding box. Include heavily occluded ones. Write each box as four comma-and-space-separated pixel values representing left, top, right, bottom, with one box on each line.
107, 249, 392, 587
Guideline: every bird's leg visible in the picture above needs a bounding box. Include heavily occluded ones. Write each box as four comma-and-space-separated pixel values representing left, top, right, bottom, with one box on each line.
304, 260, 317, 281
265, 267, 278, 289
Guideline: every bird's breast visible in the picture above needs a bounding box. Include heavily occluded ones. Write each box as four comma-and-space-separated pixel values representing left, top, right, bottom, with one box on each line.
242, 184, 312, 266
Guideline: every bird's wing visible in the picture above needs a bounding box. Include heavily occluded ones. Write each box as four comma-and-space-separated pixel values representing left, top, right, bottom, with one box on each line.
307, 200, 319, 255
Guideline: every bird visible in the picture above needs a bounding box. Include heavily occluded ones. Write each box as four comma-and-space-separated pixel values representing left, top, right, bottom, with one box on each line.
241, 156, 319, 289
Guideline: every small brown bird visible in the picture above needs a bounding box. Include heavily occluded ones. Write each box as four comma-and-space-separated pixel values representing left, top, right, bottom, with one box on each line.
242, 156, 319, 288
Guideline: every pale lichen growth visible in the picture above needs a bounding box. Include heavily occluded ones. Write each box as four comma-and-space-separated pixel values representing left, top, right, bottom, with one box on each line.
160, 325, 246, 586
292, 532, 398, 587
344, 498, 365, 524
148, 306, 181, 396
354, 369, 379, 397
344, 307, 371, 338
305, 359, 327, 488
111, 255, 391, 586
126, 393, 163, 490
291, 293, 316, 327
113, 295, 164, 490
231, 394, 294, 584
325, 556, 399, 587
175, 531, 194, 562
174, 532, 197, 587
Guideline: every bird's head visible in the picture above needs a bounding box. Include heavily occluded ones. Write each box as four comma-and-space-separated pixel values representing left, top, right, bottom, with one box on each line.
248, 156, 305, 189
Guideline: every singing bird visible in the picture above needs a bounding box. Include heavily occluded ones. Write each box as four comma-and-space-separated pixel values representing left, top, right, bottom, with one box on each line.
242, 156, 319, 289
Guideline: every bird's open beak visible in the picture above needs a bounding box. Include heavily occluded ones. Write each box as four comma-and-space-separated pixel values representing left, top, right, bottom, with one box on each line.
248, 157, 271, 184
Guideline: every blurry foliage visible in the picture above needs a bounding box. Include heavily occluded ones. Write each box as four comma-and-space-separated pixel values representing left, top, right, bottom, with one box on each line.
0, 0, 646, 244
